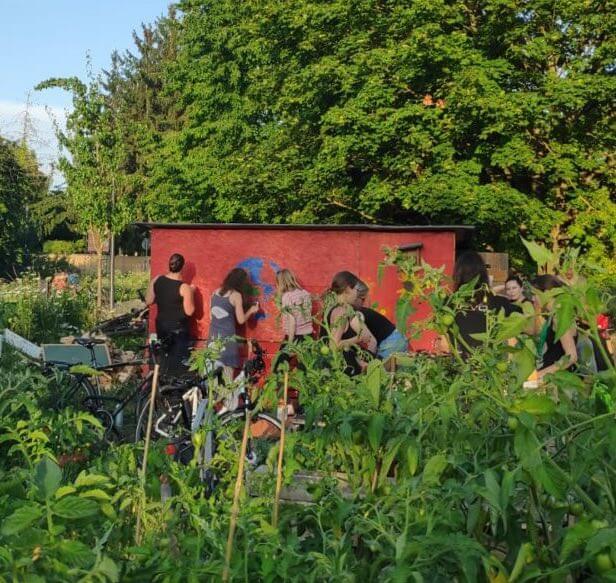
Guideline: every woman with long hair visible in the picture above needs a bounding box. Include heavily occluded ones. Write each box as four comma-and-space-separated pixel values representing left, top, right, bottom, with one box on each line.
449, 251, 520, 358
209, 267, 259, 379
273, 269, 313, 371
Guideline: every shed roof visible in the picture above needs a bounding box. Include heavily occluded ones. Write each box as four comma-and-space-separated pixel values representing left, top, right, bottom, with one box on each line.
137, 222, 474, 242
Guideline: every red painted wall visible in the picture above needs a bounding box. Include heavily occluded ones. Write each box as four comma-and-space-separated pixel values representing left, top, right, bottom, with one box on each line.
148, 226, 457, 362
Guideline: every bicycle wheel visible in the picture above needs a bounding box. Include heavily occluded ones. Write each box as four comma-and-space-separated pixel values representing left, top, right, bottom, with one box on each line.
134, 385, 190, 443
216, 410, 282, 467
48, 374, 100, 412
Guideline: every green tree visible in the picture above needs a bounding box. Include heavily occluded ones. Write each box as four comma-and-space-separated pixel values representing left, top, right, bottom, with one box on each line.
0, 137, 47, 276
152, 0, 614, 275
37, 76, 131, 308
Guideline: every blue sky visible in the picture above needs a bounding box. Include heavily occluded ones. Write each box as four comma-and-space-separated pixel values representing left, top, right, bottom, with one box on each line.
0, 0, 171, 179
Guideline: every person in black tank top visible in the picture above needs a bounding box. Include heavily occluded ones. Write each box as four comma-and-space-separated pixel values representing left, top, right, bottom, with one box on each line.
320, 272, 376, 376
146, 253, 195, 374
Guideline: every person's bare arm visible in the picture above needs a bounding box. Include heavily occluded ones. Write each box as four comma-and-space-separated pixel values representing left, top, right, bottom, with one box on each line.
329, 305, 352, 349
349, 314, 377, 354
180, 283, 195, 317
230, 291, 258, 325
145, 276, 159, 306
286, 312, 297, 340
537, 327, 578, 380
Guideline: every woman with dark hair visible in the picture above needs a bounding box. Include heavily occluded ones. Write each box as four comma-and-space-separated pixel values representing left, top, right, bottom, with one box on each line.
145, 253, 195, 372
209, 267, 259, 379
504, 274, 537, 334
449, 251, 519, 357
320, 271, 375, 375
532, 275, 578, 380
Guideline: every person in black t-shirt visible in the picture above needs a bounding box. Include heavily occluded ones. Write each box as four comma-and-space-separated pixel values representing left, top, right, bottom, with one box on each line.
352, 281, 408, 360
447, 251, 520, 358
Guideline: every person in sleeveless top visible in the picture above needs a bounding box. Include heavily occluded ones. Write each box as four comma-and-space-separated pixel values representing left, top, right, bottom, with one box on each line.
320, 271, 376, 376
209, 268, 259, 380
145, 253, 195, 373
352, 280, 408, 362
532, 275, 578, 380
273, 268, 313, 371
444, 251, 521, 359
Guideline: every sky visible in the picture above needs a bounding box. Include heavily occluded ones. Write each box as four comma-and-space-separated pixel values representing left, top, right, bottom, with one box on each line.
0, 0, 171, 183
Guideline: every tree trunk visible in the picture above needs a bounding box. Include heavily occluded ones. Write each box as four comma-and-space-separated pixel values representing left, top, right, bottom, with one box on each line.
96, 248, 103, 310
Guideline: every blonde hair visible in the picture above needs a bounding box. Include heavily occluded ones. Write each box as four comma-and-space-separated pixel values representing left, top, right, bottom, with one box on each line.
276, 268, 302, 295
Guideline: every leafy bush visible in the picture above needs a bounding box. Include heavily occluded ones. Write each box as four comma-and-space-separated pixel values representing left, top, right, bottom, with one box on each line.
0, 244, 614, 581
42, 239, 86, 254
0, 274, 93, 342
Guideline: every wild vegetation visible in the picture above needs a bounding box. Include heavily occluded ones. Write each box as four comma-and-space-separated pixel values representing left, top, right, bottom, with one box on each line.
0, 246, 614, 581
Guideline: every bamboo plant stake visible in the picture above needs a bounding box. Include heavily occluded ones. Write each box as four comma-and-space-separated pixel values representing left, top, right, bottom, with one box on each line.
272, 370, 289, 528
222, 407, 252, 582
135, 363, 160, 545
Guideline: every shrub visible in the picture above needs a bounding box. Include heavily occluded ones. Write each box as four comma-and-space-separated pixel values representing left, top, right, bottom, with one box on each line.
42, 239, 86, 254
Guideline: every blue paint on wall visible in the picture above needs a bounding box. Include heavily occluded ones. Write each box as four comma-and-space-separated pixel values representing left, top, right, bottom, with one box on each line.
236, 257, 281, 320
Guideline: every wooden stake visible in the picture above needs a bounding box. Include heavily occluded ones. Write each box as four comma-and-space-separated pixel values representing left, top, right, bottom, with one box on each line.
272, 370, 289, 528
135, 363, 160, 545
222, 408, 252, 582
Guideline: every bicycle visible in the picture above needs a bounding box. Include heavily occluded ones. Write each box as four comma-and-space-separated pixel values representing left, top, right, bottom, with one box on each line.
41, 337, 166, 442
134, 339, 282, 491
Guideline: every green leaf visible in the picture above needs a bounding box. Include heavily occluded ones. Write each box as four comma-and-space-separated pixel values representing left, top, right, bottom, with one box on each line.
378, 436, 404, 485
560, 519, 596, 561
55, 540, 95, 568
365, 360, 384, 407
52, 495, 98, 519
554, 293, 575, 340
74, 472, 111, 488
405, 439, 419, 476
495, 312, 533, 342
521, 238, 553, 269
79, 488, 111, 501
55, 485, 77, 499
94, 555, 119, 582
422, 454, 448, 486
69, 364, 105, 376
512, 338, 537, 385
368, 414, 385, 451
34, 457, 62, 499
1, 505, 43, 535
510, 395, 556, 416
586, 528, 616, 554
395, 299, 414, 335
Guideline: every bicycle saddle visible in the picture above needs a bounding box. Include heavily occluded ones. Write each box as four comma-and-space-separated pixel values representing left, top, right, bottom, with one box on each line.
74, 337, 106, 349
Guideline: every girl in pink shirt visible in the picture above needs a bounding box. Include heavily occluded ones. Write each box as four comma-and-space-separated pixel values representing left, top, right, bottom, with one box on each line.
274, 269, 313, 371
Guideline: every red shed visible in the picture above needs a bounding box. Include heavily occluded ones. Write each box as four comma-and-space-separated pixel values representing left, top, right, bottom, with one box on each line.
140, 223, 473, 362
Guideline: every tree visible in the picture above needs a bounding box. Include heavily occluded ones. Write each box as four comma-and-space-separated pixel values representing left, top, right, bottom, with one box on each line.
0, 136, 48, 277
153, 0, 614, 274
36, 76, 131, 308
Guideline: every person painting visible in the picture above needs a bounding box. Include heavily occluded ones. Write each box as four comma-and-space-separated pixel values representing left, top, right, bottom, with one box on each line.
273, 268, 313, 371
447, 251, 520, 358
209, 267, 259, 380
145, 253, 195, 373
532, 274, 578, 380
320, 271, 375, 376
352, 281, 408, 362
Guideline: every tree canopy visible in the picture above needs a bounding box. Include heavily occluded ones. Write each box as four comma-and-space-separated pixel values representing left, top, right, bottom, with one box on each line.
42, 1, 616, 275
